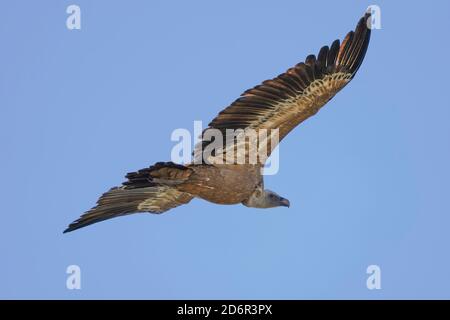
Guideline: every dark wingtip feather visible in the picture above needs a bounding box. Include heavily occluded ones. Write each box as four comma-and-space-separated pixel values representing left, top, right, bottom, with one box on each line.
64, 222, 88, 233
317, 46, 329, 68
335, 11, 371, 77
350, 11, 372, 74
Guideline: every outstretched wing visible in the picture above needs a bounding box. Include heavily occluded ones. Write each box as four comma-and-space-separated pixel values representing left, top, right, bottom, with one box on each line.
64, 162, 194, 233
197, 12, 371, 165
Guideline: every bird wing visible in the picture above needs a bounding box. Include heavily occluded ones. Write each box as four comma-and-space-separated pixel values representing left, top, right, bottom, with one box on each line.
196, 12, 371, 165
64, 162, 193, 232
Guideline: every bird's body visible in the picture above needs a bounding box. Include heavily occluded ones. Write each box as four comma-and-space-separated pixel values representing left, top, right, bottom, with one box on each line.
179, 164, 262, 205
65, 11, 372, 233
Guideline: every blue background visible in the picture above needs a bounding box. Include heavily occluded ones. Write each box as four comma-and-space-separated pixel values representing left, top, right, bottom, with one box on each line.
1, 0, 449, 299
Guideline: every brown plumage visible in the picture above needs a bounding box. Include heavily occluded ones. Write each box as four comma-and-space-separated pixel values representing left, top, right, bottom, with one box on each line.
64, 12, 372, 233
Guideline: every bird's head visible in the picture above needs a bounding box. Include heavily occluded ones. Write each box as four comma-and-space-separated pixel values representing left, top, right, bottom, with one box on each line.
264, 190, 290, 208
243, 189, 290, 209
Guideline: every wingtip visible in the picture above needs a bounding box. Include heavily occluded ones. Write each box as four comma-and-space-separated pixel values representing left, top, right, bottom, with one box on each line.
63, 221, 81, 233
63, 226, 73, 234
363, 8, 374, 30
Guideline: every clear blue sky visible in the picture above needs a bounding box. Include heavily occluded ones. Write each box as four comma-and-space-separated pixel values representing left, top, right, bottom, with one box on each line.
1, 0, 450, 299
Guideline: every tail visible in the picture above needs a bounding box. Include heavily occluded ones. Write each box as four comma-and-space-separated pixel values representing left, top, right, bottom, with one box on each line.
64, 162, 194, 233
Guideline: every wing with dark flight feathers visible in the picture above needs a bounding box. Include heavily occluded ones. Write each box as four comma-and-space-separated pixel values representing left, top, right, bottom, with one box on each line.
197, 12, 372, 164
64, 162, 193, 233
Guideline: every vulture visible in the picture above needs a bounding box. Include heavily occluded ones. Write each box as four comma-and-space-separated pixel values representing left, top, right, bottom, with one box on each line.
64, 12, 372, 233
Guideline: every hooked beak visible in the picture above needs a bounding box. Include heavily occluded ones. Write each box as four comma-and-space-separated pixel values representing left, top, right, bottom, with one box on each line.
280, 198, 290, 208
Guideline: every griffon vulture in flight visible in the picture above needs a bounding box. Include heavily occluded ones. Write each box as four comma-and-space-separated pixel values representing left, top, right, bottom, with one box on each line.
64, 12, 372, 232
